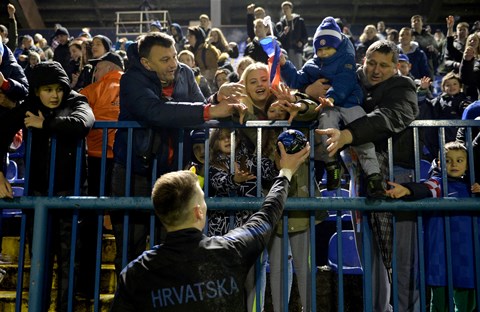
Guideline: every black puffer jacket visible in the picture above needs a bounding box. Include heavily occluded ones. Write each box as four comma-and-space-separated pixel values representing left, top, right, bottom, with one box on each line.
0, 61, 94, 194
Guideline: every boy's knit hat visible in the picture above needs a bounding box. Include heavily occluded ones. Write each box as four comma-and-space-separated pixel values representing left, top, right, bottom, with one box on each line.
313, 16, 342, 51
190, 129, 206, 144
53, 27, 69, 39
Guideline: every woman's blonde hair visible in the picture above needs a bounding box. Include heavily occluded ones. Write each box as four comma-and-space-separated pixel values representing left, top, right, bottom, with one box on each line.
207, 28, 229, 52
359, 25, 377, 43
239, 62, 270, 113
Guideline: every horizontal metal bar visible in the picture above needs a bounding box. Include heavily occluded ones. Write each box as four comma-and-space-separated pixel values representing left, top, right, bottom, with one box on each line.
1, 197, 478, 211
410, 120, 480, 127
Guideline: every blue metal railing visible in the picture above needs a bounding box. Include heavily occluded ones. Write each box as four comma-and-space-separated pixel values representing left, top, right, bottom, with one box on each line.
0, 119, 479, 312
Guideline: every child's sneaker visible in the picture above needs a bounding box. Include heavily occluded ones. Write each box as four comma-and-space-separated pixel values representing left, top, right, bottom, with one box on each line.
325, 161, 342, 190
366, 173, 387, 199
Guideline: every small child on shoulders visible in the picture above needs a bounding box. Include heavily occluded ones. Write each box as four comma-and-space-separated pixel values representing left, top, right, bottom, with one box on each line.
280, 16, 385, 198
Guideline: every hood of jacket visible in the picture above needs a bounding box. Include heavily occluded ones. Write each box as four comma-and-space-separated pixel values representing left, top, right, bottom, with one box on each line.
126, 41, 162, 85
27, 61, 72, 107
399, 41, 420, 54
280, 13, 301, 23
171, 23, 184, 38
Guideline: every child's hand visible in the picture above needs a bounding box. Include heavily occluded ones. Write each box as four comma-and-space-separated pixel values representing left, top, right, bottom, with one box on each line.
472, 182, 480, 194
270, 99, 301, 124
314, 97, 334, 112
385, 181, 411, 198
233, 163, 256, 184
446, 15, 454, 29
271, 82, 295, 103
419, 76, 431, 90
24, 110, 45, 129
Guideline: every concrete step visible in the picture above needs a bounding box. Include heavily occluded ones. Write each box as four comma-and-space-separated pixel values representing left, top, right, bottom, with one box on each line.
0, 290, 114, 312
1, 234, 116, 265
0, 263, 116, 294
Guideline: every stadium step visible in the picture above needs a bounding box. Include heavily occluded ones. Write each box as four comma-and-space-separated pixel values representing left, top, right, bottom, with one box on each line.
0, 234, 117, 311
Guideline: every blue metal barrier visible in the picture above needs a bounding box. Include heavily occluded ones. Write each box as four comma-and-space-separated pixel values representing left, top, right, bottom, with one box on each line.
0, 119, 479, 312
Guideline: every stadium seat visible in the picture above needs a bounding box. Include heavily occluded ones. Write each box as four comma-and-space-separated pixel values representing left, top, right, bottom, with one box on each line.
328, 230, 363, 275
420, 159, 432, 181
321, 188, 351, 222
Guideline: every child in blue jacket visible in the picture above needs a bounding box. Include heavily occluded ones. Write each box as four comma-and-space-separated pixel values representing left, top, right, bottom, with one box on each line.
386, 141, 480, 311
280, 16, 384, 197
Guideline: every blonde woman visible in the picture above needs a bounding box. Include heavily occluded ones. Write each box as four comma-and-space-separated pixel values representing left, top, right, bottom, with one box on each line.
207, 27, 230, 53
356, 24, 380, 63
238, 62, 325, 312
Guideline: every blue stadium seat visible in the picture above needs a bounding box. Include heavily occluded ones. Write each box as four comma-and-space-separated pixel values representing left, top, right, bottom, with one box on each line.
328, 230, 363, 275
321, 188, 351, 222
6, 160, 18, 182
12, 186, 24, 197
420, 159, 432, 181
5, 160, 24, 185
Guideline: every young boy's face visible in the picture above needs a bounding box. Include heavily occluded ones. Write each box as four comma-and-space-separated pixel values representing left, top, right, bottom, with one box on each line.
443, 78, 461, 96
267, 105, 288, 120
179, 54, 195, 69
215, 73, 229, 89
254, 21, 269, 39
36, 83, 64, 109
398, 61, 411, 76
316, 47, 336, 59
444, 149, 467, 178
29, 54, 39, 66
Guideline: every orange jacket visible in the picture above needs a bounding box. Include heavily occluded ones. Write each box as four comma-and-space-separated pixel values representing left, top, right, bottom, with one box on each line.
80, 70, 122, 158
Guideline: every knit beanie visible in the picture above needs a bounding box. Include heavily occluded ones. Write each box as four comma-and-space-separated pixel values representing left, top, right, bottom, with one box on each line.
150, 20, 163, 32
53, 27, 70, 38
313, 17, 342, 51
92, 35, 112, 53
190, 129, 206, 144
